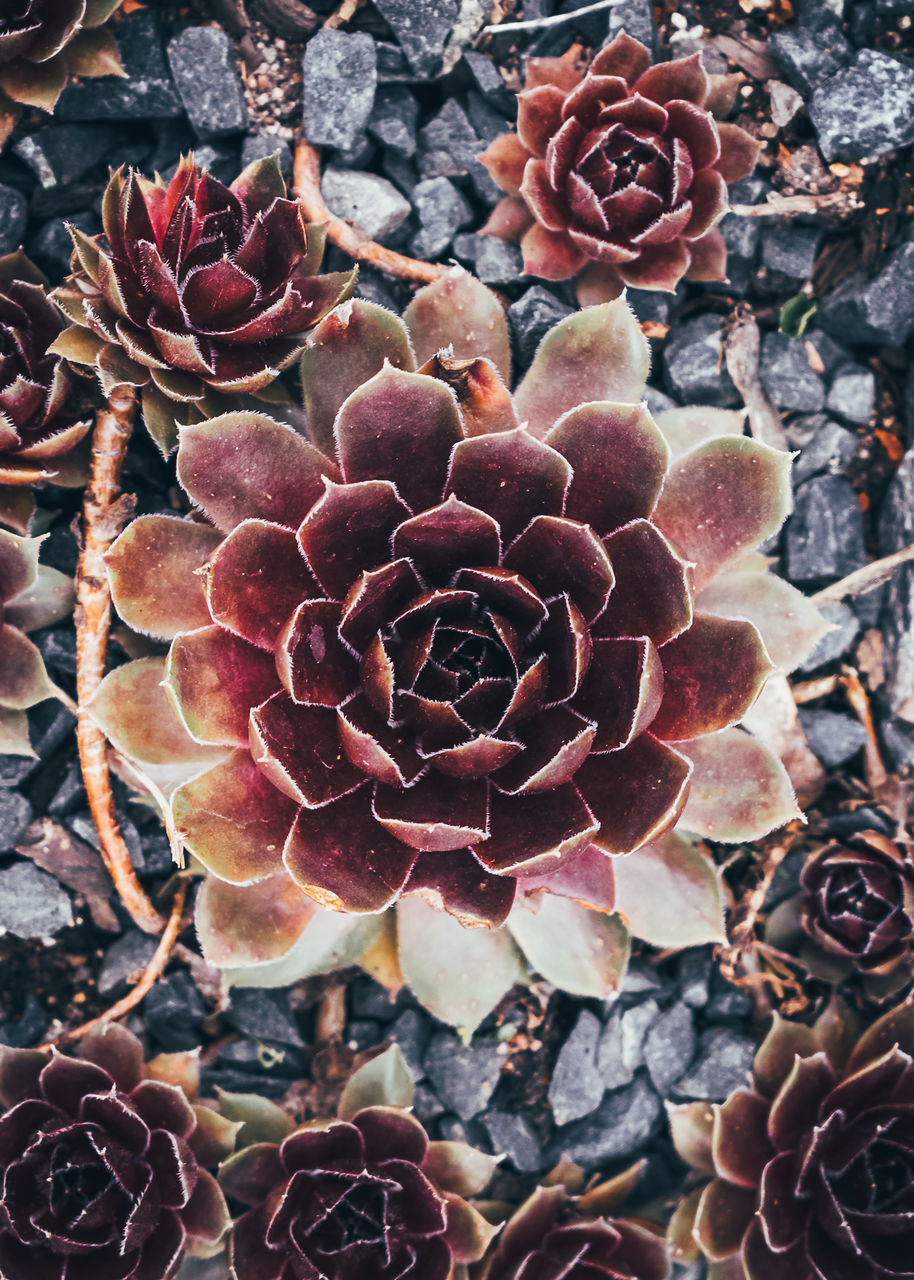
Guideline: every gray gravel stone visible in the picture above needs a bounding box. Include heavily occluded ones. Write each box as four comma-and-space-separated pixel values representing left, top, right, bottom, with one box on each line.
596, 997, 660, 1093
672, 1030, 756, 1100
788, 416, 859, 486
368, 86, 419, 157
0, 790, 32, 852
475, 236, 524, 285
761, 225, 821, 281
14, 124, 118, 189
56, 11, 182, 121
228, 989, 304, 1048
785, 475, 868, 582
797, 603, 860, 672
418, 99, 480, 180
663, 314, 739, 406
424, 1032, 502, 1121
798, 709, 868, 768
810, 50, 914, 162
241, 133, 293, 181
390, 1009, 429, 1079
373, 0, 460, 77
462, 50, 515, 115
0, 862, 72, 940
827, 364, 876, 426
321, 167, 411, 242
0, 184, 26, 254
98, 931, 159, 995
678, 949, 712, 1009
509, 287, 574, 370
606, 0, 657, 51
551, 1076, 661, 1168
168, 26, 247, 139
412, 176, 473, 259
549, 1010, 605, 1126
770, 12, 851, 96
303, 31, 377, 152
818, 240, 914, 347
759, 332, 826, 413
481, 1110, 542, 1173
879, 446, 914, 720
644, 1002, 695, 1095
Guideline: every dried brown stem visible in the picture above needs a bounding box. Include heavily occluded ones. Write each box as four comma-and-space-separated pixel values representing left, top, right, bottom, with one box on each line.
811, 542, 914, 608
293, 137, 447, 284
76, 390, 163, 936
315, 984, 347, 1044
840, 666, 889, 793
718, 837, 796, 988
42, 883, 187, 1048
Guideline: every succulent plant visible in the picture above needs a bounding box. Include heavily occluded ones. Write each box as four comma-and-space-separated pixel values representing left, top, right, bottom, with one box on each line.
476, 1160, 670, 1280
218, 1045, 497, 1280
767, 831, 914, 997
1, 524, 73, 755
670, 997, 914, 1280
0, 249, 92, 529
480, 30, 761, 301
53, 154, 356, 454
0, 0, 125, 144
89, 272, 825, 1029
0, 1022, 232, 1280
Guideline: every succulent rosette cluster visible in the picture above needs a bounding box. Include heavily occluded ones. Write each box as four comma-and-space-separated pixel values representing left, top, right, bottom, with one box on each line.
218, 1045, 497, 1280
0, 0, 124, 143
1, 524, 73, 755
53, 154, 356, 453
670, 998, 914, 1280
767, 831, 914, 997
0, 1022, 232, 1280
480, 30, 761, 302
476, 1161, 670, 1280
0, 249, 92, 530
89, 271, 825, 1029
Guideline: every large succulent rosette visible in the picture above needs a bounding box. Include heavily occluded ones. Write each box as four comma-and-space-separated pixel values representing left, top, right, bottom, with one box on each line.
0, 0, 124, 141
218, 1046, 497, 1280
477, 1162, 670, 1280
53, 154, 356, 453
91, 272, 825, 1029
480, 30, 761, 302
767, 832, 914, 996
0, 525, 73, 755
0, 1023, 232, 1280
670, 999, 914, 1280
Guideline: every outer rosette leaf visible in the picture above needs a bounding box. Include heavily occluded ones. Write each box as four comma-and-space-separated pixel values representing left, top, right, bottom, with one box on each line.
611, 832, 726, 947
404, 267, 511, 383
507, 894, 631, 999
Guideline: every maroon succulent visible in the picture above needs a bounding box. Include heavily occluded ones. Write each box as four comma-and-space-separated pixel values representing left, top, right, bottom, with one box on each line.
671, 999, 914, 1280
54, 153, 355, 452
480, 30, 761, 301
0, 1023, 231, 1280
219, 1046, 496, 1280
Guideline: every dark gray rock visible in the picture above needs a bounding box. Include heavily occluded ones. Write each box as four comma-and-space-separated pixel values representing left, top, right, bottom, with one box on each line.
678, 949, 712, 1009
672, 1030, 756, 1100
606, 0, 657, 51
34, 628, 77, 679
883, 718, 914, 771
548, 1010, 605, 1126
509, 286, 574, 370
761, 225, 822, 281
98, 930, 159, 996
705, 973, 754, 1022
412, 176, 473, 259
644, 1002, 696, 1095
0, 862, 72, 939
759, 332, 826, 413
663, 314, 739, 406
0, 790, 32, 852
770, 12, 851, 96
368, 86, 419, 157
465, 90, 509, 145
375, 41, 410, 81
620, 961, 663, 995
0, 994, 47, 1049
417, 99, 480, 180
241, 132, 293, 181
0, 184, 26, 254
462, 50, 515, 115
829, 807, 893, 840
349, 977, 397, 1021
331, 133, 376, 169
785, 475, 868, 582
818, 240, 914, 347
321, 167, 410, 241
390, 1009, 429, 1079
412, 1081, 446, 1123
719, 211, 760, 285
168, 26, 247, 139
787, 416, 859, 486
853, 581, 887, 629
347, 1019, 382, 1050
452, 232, 479, 264
827, 363, 876, 426
0, 758, 34, 788
798, 603, 860, 671
303, 31, 377, 152
799, 708, 868, 767
879, 447, 914, 721
424, 1032, 502, 1121
810, 50, 914, 162
56, 12, 182, 121
374, 0, 459, 78
475, 236, 524, 285
144, 973, 207, 1052
27, 704, 76, 759
627, 290, 671, 326
597, 998, 659, 1091
28, 211, 98, 279
14, 124, 118, 189
644, 386, 677, 417
228, 989, 304, 1048
481, 1110, 542, 1173
551, 1076, 661, 1168
806, 327, 849, 379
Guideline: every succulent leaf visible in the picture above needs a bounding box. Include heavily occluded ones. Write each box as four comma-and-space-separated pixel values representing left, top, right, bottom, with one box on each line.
337, 1044, 414, 1120
611, 831, 726, 946
507, 894, 631, 998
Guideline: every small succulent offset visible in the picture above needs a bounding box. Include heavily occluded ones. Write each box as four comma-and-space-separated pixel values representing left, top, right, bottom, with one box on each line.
480, 30, 761, 302
476, 1160, 670, 1280
0, 525, 73, 756
0, 250, 92, 531
90, 272, 824, 1028
218, 1045, 497, 1280
0, 0, 124, 144
0, 1022, 232, 1280
53, 153, 356, 454
670, 998, 914, 1280
767, 831, 914, 997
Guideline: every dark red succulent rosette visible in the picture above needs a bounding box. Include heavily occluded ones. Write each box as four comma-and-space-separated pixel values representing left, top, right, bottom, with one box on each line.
0, 250, 91, 489
223, 1112, 466, 1280
0, 1025, 230, 1280
480, 30, 761, 302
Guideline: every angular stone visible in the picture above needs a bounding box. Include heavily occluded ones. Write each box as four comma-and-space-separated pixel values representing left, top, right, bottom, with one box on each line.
424, 1032, 501, 1121
0, 790, 32, 852
770, 14, 851, 97
644, 1001, 695, 1095
481, 1109, 542, 1173
368, 86, 420, 156
759, 331, 825, 413
0, 184, 26, 254
475, 235, 524, 285
98, 930, 159, 996
303, 31, 377, 152
827, 364, 876, 426
228, 988, 305, 1048
462, 50, 516, 115
663, 313, 739, 406
818, 241, 914, 347
321, 167, 410, 241
879, 447, 914, 721
390, 1009, 429, 1079
671, 1030, 757, 1100
550, 1075, 661, 1168
0, 862, 72, 940
144, 972, 207, 1053
509, 286, 574, 371
678, 949, 712, 1009
168, 26, 247, 140
787, 415, 859, 486
241, 132, 294, 182
810, 50, 914, 163
412, 176, 473, 259
797, 603, 859, 672
418, 99, 480, 180
798, 708, 868, 768
785, 475, 867, 582
14, 124, 119, 189
761, 225, 821, 281
606, 0, 657, 52
373, 0, 460, 77
548, 1010, 604, 1126
56, 11, 182, 121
